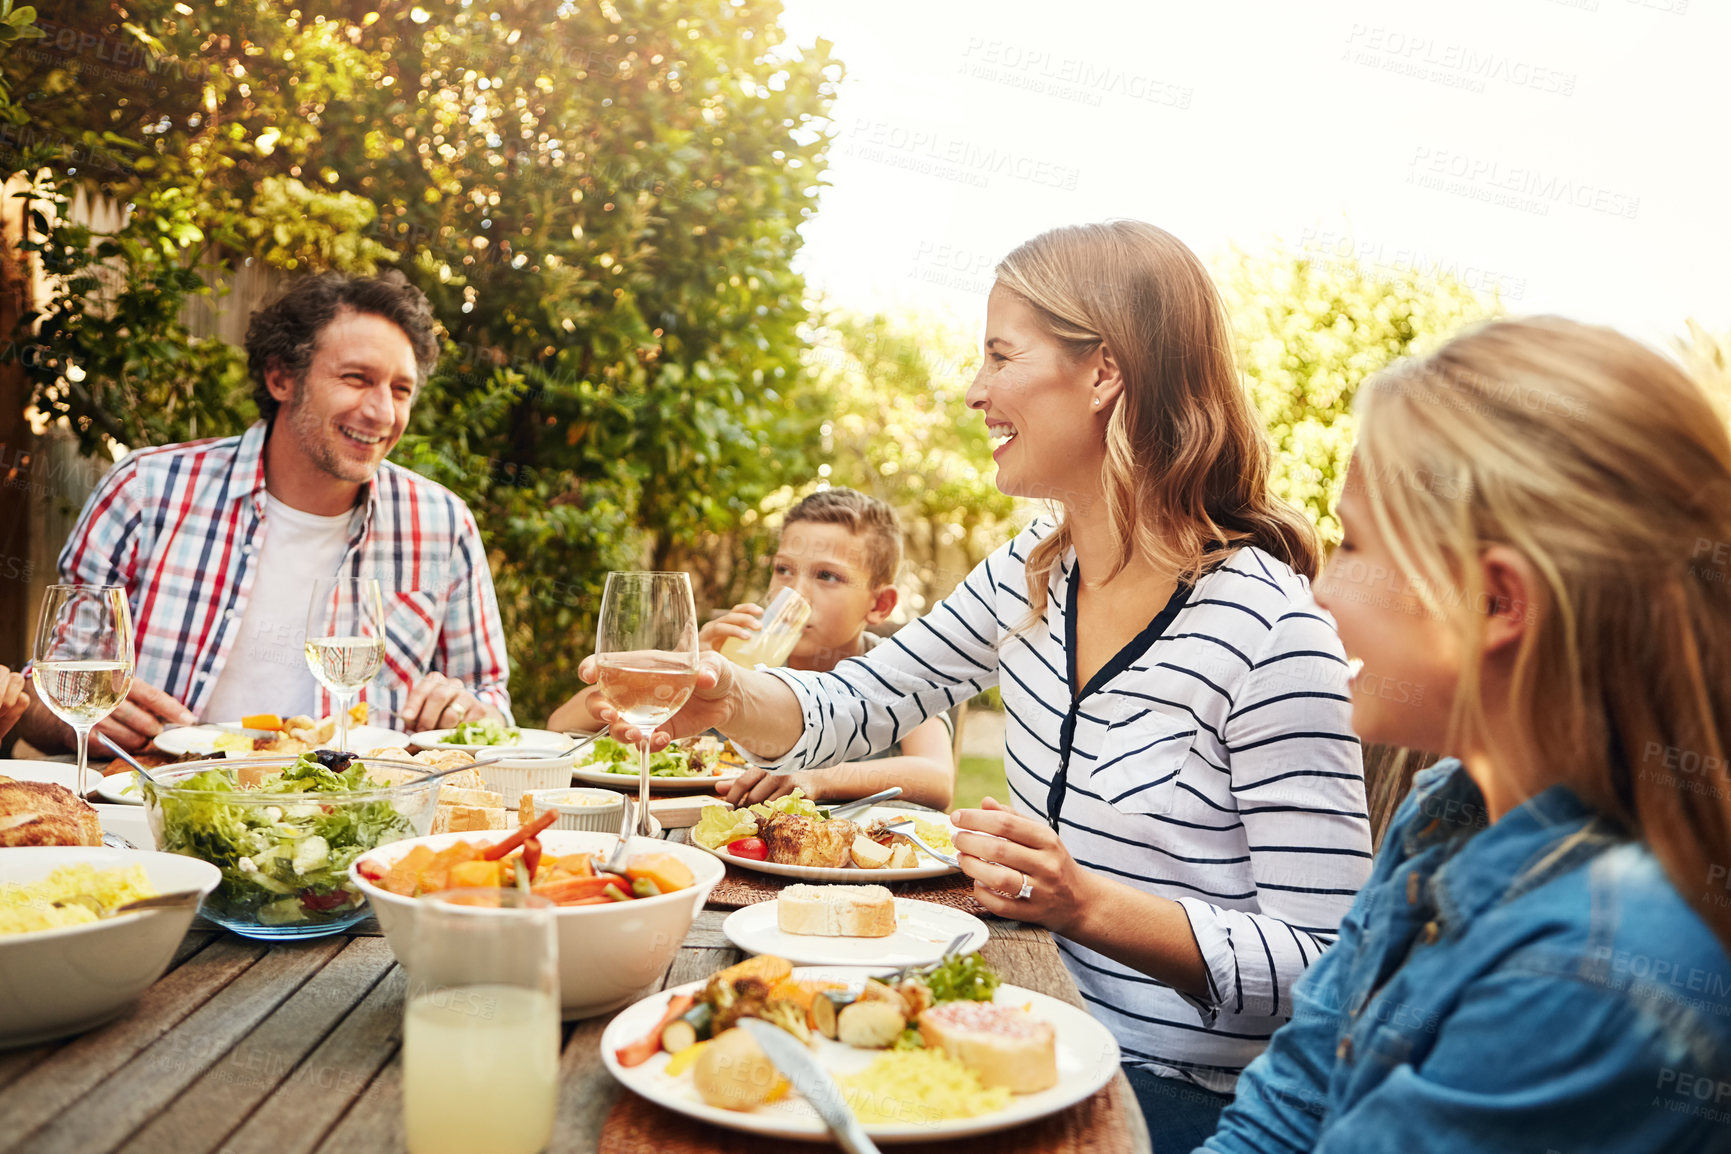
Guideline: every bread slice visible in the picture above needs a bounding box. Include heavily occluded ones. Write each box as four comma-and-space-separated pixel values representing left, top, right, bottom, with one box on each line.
917, 1001, 1057, 1093
433, 804, 506, 834
776, 883, 897, 938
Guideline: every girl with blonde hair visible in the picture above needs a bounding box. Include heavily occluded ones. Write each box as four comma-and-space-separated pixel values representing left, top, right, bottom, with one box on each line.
586, 221, 1373, 1147
1201, 317, 1731, 1152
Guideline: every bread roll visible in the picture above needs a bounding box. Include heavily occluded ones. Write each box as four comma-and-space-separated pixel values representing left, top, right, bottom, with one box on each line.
917, 1001, 1057, 1093
776, 884, 896, 938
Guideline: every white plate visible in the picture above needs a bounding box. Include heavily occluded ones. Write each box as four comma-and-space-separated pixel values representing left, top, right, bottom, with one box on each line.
570, 762, 746, 794
151, 723, 411, 757
94, 803, 153, 849
0, 759, 82, 792
408, 726, 573, 754
93, 771, 146, 806
693, 806, 961, 882
723, 899, 989, 968
601, 966, 1121, 1143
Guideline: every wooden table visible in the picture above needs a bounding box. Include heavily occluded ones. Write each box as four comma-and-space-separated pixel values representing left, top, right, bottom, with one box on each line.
0, 833, 1149, 1154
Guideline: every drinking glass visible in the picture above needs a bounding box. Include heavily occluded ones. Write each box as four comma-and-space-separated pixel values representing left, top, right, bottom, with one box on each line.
717, 586, 812, 669
304, 577, 386, 752
594, 571, 699, 835
401, 889, 559, 1154
32, 584, 135, 797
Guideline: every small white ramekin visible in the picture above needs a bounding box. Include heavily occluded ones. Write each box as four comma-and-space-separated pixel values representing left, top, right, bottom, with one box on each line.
475, 756, 576, 802
520, 786, 625, 832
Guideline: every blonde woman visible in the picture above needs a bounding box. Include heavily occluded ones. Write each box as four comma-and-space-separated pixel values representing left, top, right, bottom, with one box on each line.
586, 222, 1373, 1147
1201, 318, 1731, 1152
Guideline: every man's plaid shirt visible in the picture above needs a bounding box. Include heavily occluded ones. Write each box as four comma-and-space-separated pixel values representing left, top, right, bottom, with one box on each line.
58, 421, 514, 723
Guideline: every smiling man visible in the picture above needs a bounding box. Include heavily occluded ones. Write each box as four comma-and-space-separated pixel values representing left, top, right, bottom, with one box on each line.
19, 271, 513, 753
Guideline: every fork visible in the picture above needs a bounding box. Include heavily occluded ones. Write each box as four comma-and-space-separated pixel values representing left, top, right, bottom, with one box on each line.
601, 793, 635, 875
880, 818, 960, 868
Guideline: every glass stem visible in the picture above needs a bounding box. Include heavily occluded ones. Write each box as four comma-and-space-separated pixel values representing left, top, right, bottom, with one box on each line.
74, 725, 90, 799
638, 737, 652, 836
336, 693, 351, 753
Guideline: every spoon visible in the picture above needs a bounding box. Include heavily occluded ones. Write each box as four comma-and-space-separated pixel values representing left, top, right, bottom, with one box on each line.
601, 793, 636, 875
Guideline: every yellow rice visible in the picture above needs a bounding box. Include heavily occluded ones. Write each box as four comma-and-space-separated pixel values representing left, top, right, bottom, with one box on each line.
0, 864, 157, 936
839, 1049, 1011, 1125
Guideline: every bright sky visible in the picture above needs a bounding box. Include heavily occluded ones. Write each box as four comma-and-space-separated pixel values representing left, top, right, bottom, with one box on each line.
776, 0, 1729, 347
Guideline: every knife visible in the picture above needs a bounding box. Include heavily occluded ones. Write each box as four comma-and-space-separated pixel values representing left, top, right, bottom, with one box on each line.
737, 1019, 883, 1154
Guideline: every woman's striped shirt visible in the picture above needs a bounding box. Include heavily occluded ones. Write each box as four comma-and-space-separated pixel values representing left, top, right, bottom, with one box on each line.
761, 519, 1373, 1093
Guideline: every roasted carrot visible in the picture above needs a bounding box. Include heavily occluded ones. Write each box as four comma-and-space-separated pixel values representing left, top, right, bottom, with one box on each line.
531, 873, 631, 904
482, 809, 558, 861
615, 994, 696, 1067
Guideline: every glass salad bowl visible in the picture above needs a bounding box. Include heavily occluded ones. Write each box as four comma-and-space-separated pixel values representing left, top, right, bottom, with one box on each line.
141, 752, 442, 939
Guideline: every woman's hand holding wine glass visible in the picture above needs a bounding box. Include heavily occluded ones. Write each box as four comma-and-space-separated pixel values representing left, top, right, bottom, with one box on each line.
590, 572, 700, 835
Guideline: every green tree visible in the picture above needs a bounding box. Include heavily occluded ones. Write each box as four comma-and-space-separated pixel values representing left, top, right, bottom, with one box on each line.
1215, 245, 1499, 542
4, 0, 840, 723
805, 310, 1021, 613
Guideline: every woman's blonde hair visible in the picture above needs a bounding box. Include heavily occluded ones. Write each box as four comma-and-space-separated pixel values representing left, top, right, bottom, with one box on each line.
995, 221, 1319, 614
1355, 316, 1731, 946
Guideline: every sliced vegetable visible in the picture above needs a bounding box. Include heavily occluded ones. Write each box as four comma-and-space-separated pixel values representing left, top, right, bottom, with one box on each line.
723, 837, 768, 861
812, 989, 855, 1040
448, 859, 504, 888
625, 853, 695, 894
482, 809, 559, 861
530, 874, 631, 904
522, 836, 543, 883
662, 1002, 714, 1054
838, 999, 906, 1049
615, 993, 696, 1067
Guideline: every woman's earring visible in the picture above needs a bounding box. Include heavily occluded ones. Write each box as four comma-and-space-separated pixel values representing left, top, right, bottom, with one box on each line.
1093, 397, 1101, 408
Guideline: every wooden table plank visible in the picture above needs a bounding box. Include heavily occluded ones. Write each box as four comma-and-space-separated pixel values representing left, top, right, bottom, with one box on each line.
12, 938, 344, 1154
223, 962, 409, 1154
116, 937, 397, 1154
0, 936, 269, 1154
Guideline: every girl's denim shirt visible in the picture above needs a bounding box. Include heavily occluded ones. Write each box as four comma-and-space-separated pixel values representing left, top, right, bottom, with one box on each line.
1201, 759, 1731, 1153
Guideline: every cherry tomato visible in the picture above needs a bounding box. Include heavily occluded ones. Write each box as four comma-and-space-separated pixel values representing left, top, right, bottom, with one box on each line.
725, 837, 768, 861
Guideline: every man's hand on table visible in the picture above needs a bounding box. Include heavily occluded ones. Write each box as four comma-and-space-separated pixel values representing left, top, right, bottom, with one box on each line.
399, 672, 500, 733
94, 678, 199, 753
0, 665, 27, 742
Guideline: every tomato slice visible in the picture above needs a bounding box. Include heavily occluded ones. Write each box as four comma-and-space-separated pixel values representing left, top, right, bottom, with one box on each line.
724, 837, 768, 861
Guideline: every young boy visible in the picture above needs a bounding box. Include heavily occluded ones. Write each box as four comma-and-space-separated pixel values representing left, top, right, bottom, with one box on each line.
549, 488, 956, 809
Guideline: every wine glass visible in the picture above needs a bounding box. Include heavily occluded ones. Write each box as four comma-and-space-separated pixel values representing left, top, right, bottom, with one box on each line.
594, 572, 699, 835
304, 578, 386, 752
32, 584, 135, 797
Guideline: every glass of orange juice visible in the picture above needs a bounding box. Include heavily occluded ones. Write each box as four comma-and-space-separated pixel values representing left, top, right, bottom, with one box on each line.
402, 889, 559, 1154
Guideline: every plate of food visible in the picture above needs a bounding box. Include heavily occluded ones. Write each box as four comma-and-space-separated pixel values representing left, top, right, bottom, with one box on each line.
92, 770, 147, 807
723, 885, 989, 968
151, 707, 409, 758
690, 794, 961, 882
601, 953, 1119, 1142
407, 721, 572, 753
570, 735, 749, 794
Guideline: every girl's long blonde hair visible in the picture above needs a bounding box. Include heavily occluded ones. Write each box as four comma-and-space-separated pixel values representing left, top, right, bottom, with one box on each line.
995, 221, 1319, 614
1356, 317, 1731, 946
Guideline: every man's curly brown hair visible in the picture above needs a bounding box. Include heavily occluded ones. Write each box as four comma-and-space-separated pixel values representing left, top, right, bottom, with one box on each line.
244, 270, 441, 422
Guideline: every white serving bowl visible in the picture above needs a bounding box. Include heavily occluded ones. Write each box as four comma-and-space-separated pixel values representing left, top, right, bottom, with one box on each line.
0, 847, 221, 1048
474, 756, 576, 803
349, 829, 724, 1019
521, 786, 625, 832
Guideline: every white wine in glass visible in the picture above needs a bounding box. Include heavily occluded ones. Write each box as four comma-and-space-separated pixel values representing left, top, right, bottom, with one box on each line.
304, 578, 386, 752
32, 585, 135, 797
594, 572, 698, 834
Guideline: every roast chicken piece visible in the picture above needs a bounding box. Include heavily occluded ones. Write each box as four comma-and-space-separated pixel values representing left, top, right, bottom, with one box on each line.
760, 813, 858, 868
0, 776, 103, 847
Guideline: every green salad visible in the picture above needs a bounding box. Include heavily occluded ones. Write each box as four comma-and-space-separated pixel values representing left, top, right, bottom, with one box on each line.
151, 753, 417, 927
439, 718, 522, 746
588, 736, 719, 779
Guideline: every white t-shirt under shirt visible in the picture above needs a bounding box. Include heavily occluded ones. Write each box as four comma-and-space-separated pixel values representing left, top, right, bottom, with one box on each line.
200, 495, 354, 722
